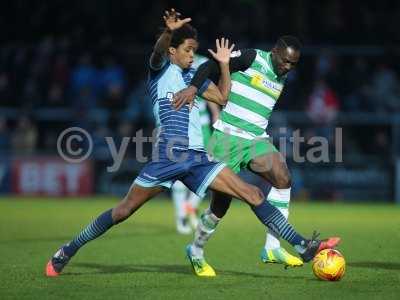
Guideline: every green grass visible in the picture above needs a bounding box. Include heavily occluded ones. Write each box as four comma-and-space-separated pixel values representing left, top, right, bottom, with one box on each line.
0, 197, 400, 300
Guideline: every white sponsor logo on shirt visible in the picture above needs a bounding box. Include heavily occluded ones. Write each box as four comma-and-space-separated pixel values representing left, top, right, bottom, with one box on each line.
230, 50, 242, 58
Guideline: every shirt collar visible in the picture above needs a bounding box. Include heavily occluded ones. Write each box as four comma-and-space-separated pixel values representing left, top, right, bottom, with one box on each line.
266, 52, 278, 80
170, 63, 183, 72
170, 63, 194, 75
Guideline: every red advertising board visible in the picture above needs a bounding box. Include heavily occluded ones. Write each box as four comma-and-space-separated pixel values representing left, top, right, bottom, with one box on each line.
11, 157, 93, 196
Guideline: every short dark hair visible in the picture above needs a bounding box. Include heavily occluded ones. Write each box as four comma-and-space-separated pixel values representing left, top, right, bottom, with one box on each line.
276, 35, 302, 51
170, 24, 198, 48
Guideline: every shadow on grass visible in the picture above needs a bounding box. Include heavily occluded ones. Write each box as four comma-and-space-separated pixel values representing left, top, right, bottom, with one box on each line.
348, 261, 400, 271
0, 223, 173, 244
219, 269, 307, 280
68, 262, 308, 280
70, 262, 191, 276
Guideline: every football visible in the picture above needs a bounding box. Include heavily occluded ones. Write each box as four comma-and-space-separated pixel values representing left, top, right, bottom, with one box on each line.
312, 249, 346, 281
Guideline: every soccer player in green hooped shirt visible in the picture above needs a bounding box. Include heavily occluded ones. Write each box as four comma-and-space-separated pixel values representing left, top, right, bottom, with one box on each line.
173, 36, 340, 275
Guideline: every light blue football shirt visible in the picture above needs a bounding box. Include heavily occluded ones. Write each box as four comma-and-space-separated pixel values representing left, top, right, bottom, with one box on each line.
148, 60, 210, 153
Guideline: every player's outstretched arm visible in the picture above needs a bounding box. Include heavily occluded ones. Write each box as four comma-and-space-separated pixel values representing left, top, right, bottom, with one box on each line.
210, 37, 235, 102
207, 101, 220, 123
172, 38, 235, 108
173, 48, 256, 109
201, 38, 235, 105
150, 8, 191, 70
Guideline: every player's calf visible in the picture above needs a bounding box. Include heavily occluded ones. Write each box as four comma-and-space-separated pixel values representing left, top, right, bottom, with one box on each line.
113, 184, 160, 223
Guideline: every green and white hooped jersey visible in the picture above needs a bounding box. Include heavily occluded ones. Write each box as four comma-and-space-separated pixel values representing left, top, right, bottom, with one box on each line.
214, 49, 286, 140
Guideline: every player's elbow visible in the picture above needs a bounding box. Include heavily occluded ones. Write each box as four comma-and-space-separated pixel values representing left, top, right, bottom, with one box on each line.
218, 95, 228, 106
207, 93, 226, 105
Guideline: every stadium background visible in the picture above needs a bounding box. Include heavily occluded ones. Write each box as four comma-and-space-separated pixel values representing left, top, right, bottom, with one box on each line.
0, 0, 399, 202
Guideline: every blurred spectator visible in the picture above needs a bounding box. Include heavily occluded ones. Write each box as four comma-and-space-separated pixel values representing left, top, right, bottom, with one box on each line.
70, 53, 99, 99
306, 78, 340, 142
114, 120, 134, 158
0, 71, 13, 106
372, 130, 390, 158
102, 83, 125, 112
46, 83, 66, 107
367, 64, 400, 113
315, 51, 344, 97
342, 57, 370, 112
124, 79, 154, 128
307, 79, 340, 125
315, 51, 335, 78
52, 53, 70, 88
100, 56, 125, 94
73, 86, 98, 111
43, 53, 70, 107
116, 120, 133, 142
20, 76, 41, 108
0, 118, 10, 152
100, 56, 126, 111
92, 123, 113, 161
11, 116, 38, 155
43, 130, 58, 152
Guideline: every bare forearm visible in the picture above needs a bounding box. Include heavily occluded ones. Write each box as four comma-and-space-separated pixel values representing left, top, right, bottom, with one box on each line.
154, 29, 172, 54
218, 63, 231, 102
207, 101, 221, 123
150, 29, 172, 69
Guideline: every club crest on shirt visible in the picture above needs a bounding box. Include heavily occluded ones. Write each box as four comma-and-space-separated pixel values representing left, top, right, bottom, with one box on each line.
230, 50, 241, 58
166, 92, 174, 102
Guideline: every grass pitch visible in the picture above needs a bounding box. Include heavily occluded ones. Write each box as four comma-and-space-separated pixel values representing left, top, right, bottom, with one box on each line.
0, 197, 399, 299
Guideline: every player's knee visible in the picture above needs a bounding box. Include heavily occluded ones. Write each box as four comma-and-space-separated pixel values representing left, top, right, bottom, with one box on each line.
275, 171, 292, 189
247, 186, 264, 206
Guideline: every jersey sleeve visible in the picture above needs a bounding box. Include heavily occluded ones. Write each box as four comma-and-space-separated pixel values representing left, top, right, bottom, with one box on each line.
190, 49, 256, 91
229, 49, 257, 72
198, 79, 212, 96
148, 60, 169, 81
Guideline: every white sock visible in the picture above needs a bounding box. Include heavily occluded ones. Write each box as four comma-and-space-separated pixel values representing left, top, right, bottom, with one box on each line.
191, 208, 220, 258
171, 181, 188, 221
188, 191, 203, 210
264, 187, 290, 251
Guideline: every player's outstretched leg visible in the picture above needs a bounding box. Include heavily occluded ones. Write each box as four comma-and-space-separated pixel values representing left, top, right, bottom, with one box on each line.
250, 199, 340, 262
249, 153, 340, 266
186, 166, 340, 277
249, 153, 302, 267
260, 187, 303, 267
208, 167, 340, 263
186, 191, 231, 276
45, 185, 163, 277
187, 191, 203, 228
186, 243, 216, 277
171, 181, 192, 234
